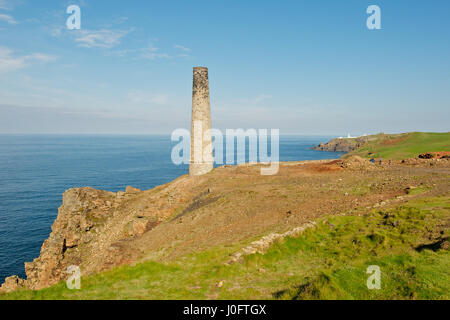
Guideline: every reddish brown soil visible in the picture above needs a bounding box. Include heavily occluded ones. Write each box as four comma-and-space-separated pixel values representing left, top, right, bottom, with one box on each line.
120, 158, 450, 265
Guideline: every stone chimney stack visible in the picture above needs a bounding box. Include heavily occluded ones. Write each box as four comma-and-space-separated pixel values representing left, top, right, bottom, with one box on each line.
190, 67, 213, 176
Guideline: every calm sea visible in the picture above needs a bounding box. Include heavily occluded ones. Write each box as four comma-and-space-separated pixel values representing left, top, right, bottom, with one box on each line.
0, 135, 342, 281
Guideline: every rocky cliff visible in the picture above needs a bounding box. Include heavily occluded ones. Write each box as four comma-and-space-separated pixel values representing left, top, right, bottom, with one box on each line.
311, 134, 389, 153
312, 136, 372, 152
0, 180, 190, 292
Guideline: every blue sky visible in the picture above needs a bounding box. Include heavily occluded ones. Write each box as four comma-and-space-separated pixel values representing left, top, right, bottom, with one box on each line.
0, 0, 449, 134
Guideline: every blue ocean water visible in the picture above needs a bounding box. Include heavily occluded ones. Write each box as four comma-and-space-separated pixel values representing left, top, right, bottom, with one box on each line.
0, 135, 342, 281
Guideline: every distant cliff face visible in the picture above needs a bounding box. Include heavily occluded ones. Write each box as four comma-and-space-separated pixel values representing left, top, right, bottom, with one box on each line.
313, 138, 358, 152
312, 138, 358, 152
312, 135, 376, 153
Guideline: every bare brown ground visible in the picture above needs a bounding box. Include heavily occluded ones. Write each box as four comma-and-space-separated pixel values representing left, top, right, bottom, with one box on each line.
105, 158, 450, 267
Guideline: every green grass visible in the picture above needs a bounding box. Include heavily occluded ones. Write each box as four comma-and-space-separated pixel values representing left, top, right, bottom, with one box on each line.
406, 186, 432, 195
2, 196, 449, 300
345, 132, 450, 160
271, 198, 450, 299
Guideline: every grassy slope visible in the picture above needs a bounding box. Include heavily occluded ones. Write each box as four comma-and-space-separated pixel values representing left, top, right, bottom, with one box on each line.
345, 132, 450, 160
2, 195, 448, 300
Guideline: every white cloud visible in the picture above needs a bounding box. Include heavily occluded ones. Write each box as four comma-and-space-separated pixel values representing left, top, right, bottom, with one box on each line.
140, 45, 170, 60
0, 47, 23, 72
0, 13, 17, 24
74, 29, 131, 48
108, 45, 170, 60
0, 0, 13, 10
26, 53, 57, 62
0, 47, 57, 73
173, 44, 190, 52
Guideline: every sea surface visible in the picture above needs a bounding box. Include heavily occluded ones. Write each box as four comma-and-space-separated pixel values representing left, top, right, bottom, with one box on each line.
0, 135, 343, 281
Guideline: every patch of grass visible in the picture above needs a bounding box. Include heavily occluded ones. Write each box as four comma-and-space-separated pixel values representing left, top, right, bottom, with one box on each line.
406, 186, 431, 195
1, 197, 448, 300
269, 197, 450, 300
279, 250, 450, 300
346, 132, 450, 160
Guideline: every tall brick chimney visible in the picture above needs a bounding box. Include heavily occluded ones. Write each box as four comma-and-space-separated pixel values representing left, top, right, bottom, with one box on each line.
190, 67, 213, 176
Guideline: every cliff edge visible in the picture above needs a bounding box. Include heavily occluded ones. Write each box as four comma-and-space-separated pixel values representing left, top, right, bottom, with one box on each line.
0, 179, 191, 292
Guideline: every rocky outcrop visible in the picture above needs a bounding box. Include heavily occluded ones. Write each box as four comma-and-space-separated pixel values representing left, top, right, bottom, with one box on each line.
312, 136, 373, 153
0, 183, 177, 292
0, 276, 26, 293
228, 221, 317, 264
23, 187, 119, 290
418, 152, 450, 159
313, 138, 357, 152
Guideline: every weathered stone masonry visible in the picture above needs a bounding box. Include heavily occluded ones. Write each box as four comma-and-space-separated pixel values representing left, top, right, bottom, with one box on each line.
190, 67, 213, 176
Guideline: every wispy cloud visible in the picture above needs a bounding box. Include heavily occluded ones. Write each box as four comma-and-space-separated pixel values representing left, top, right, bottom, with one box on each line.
108, 44, 171, 60
0, 0, 13, 10
0, 47, 57, 73
74, 29, 132, 48
0, 13, 17, 24
173, 44, 190, 52
173, 44, 191, 58
140, 49, 170, 60
139, 43, 171, 60
26, 53, 57, 62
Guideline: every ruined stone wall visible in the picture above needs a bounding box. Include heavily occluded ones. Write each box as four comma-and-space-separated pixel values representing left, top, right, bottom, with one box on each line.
190, 67, 213, 176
